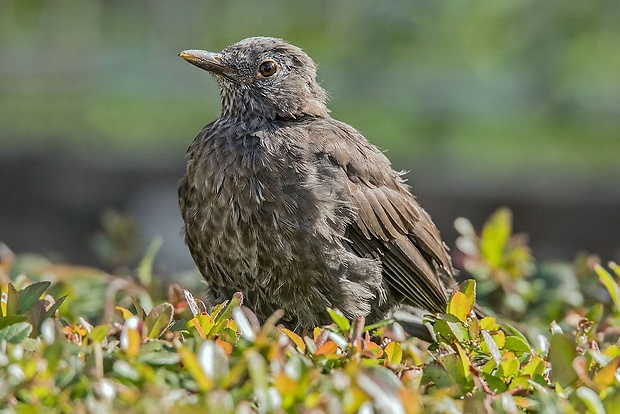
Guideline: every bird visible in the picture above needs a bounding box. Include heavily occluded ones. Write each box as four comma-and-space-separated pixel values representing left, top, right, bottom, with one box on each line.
178, 37, 456, 333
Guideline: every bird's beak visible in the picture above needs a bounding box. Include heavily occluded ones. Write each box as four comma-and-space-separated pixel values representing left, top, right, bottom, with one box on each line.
178, 50, 237, 77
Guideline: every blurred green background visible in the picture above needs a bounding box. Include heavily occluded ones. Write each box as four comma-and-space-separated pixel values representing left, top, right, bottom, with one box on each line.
1, 0, 619, 271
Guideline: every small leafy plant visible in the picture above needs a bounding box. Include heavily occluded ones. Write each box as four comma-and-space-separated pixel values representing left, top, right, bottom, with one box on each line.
0, 209, 619, 413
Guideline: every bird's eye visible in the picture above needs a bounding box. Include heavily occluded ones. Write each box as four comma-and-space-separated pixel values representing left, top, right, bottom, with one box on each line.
258, 60, 278, 77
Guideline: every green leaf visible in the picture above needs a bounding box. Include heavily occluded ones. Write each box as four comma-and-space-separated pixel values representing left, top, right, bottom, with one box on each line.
521, 356, 545, 377
433, 320, 455, 343
43, 341, 64, 372
44, 295, 67, 320
0, 315, 27, 330
5, 283, 19, 316
480, 208, 512, 268
214, 292, 243, 325
137, 236, 163, 287
17, 281, 51, 314
576, 387, 605, 414
138, 349, 181, 366
457, 279, 476, 310
0, 321, 33, 344
499, 352, 519, 378
585, 304, 604, 325
548, 333, 578, 388
479, 316, 499, 331
327, 308, 350, 333
446, 316, 470, 342
89, 324, 110, 343
482, 330, 502, 366
144, 302, 174, 339
384, 341, 402, 365
504, 336, 531, 355
595, 264, 620, 311
447, 291, 471, 322
483, 372, 507, 393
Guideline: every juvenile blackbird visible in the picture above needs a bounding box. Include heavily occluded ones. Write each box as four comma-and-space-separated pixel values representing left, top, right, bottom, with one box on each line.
178, 37, 455, 331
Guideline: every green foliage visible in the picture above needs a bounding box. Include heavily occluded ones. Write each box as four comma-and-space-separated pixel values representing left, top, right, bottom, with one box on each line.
1, 209, 620, 412
455, 208, 538, 318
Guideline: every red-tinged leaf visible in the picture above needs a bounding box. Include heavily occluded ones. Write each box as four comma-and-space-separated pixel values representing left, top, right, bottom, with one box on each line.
144, 302, 174, 339
401, 368, 423, 391
363, 341, 383, 358
17, 281, 51, 314
468, 317, 480, 340
315, 340, 338, 356
281, 327, 306, 352
384, 341, 402, 365
448, 291, 471, 322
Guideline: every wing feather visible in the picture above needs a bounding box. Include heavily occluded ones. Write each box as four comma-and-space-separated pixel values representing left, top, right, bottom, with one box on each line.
310, 118, 452, 312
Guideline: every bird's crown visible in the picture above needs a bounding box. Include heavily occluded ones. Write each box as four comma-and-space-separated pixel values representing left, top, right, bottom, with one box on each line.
180, 37, 329, 121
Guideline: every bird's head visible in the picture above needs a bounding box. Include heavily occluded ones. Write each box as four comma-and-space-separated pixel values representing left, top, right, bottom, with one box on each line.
179, 37, 329, 121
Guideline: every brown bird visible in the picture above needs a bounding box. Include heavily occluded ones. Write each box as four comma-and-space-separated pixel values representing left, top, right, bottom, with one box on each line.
178, 37, 455, 332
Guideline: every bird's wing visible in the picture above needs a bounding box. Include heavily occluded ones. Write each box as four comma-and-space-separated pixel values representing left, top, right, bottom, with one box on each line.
309, 118, 451, 313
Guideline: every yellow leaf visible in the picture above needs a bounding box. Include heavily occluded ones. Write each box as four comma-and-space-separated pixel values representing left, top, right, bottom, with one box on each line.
385, 341, 402, 365
593, 356, 620, 390
178, 346, 213, 392
281, 327, 306, 353
480, 316, 499, 331
115, 306, 133, 320
447, 291, 471, 322
186, 317, 207, 340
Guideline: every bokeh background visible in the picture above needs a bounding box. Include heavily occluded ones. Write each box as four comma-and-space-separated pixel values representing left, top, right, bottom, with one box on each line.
1, 0, 619, 275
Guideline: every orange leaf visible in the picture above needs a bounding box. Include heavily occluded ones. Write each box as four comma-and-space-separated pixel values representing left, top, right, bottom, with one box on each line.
316, 340, 338, 356
216, 339, 233, 356
364, 341, 384, 358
